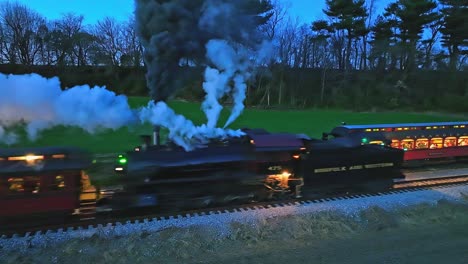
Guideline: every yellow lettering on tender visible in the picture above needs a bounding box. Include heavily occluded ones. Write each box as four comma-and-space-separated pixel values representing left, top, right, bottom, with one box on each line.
349, 165, 364, 170
314, 167, 345, 173
364, 162, 394, 168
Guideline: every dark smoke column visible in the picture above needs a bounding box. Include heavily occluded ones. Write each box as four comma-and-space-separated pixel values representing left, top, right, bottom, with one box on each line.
134, 0, 206, 102
134, 0, 206, 145
135, 0, 272, 100
134, 0, 273, 146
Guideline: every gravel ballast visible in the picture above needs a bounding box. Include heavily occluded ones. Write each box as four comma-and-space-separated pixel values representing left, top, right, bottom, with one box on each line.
1, 184, 467, 255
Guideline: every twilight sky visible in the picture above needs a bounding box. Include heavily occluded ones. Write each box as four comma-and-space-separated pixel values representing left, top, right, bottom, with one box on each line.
12, 0, 394, 26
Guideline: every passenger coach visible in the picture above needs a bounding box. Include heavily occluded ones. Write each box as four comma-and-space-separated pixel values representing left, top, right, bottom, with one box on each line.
0, 147, 93, 224
326, 122, 468, 163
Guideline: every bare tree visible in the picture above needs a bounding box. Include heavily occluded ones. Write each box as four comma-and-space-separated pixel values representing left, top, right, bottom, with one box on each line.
0, 22, 6, 63
261, 0, 290, 40
53, 13, 85, 65
92, 17, 123, 66
120, 17, 143, 67
0, 1, 46, 64
277, 17, 302, 66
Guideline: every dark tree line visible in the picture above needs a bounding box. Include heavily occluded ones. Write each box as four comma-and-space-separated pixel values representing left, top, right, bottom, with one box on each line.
0, 1, 143, 66
1, 0, 465, 70
0, 0, 466, 112
256, 0, 467, 111
271, 0, 467, 72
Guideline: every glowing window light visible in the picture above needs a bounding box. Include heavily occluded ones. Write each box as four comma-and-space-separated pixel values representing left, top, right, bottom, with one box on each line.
8, 155, 44, 162
52, 154, 66, 159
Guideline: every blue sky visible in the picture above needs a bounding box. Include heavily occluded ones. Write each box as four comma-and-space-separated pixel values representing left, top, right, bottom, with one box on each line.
14, 0, 393, 26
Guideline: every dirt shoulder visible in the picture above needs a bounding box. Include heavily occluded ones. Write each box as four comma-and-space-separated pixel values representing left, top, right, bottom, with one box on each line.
3, 199, 467, 264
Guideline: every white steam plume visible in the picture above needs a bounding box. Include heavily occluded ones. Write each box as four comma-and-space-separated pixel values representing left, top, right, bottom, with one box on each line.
201, 39, 273, 129
139, 101, 244, 151
224, 40, 273, 128
201, 39, 238, 128
0, 73, 137, 142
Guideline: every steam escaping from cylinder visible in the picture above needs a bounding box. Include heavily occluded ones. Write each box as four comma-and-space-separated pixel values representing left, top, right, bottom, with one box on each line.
0, 73, 137, 143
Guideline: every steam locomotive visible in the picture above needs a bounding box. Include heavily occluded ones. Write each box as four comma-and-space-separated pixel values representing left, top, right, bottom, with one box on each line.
0, 128, 404, 223
110, 128, 404, 209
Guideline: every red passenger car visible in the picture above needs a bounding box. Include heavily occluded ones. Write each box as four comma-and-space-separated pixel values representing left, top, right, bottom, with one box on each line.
0, 147, 92, 224
327, 122, 468, 164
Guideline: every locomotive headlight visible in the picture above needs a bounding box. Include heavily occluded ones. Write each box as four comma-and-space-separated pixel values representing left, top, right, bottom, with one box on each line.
278, 171, 291, 188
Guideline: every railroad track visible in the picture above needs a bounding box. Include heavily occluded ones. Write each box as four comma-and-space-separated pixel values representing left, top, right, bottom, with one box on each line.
2, 173, 467, 240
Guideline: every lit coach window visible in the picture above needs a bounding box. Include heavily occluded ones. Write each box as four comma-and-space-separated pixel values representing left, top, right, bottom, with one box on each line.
7, 155, 44, 165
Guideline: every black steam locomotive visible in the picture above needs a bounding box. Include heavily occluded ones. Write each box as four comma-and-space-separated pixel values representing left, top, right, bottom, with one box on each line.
1, 128, 404, 221
111, 128, 404, 209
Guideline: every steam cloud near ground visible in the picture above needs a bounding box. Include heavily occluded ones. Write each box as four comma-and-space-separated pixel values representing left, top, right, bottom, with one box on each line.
0, 73, 137, 145
0, 73, 243, 150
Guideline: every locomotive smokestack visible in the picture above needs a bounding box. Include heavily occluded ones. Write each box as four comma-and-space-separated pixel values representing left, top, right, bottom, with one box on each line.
153, 125, 161, 146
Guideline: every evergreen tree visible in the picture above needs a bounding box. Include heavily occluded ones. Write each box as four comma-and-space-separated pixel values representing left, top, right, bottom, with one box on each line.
440, 0, 468, 70
384, 0, 439, 70
323, 0, 368, 70
369, 15, 393, 71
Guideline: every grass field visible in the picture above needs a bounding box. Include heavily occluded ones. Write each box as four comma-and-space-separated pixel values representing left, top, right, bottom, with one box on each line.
1, 96, 465, 154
